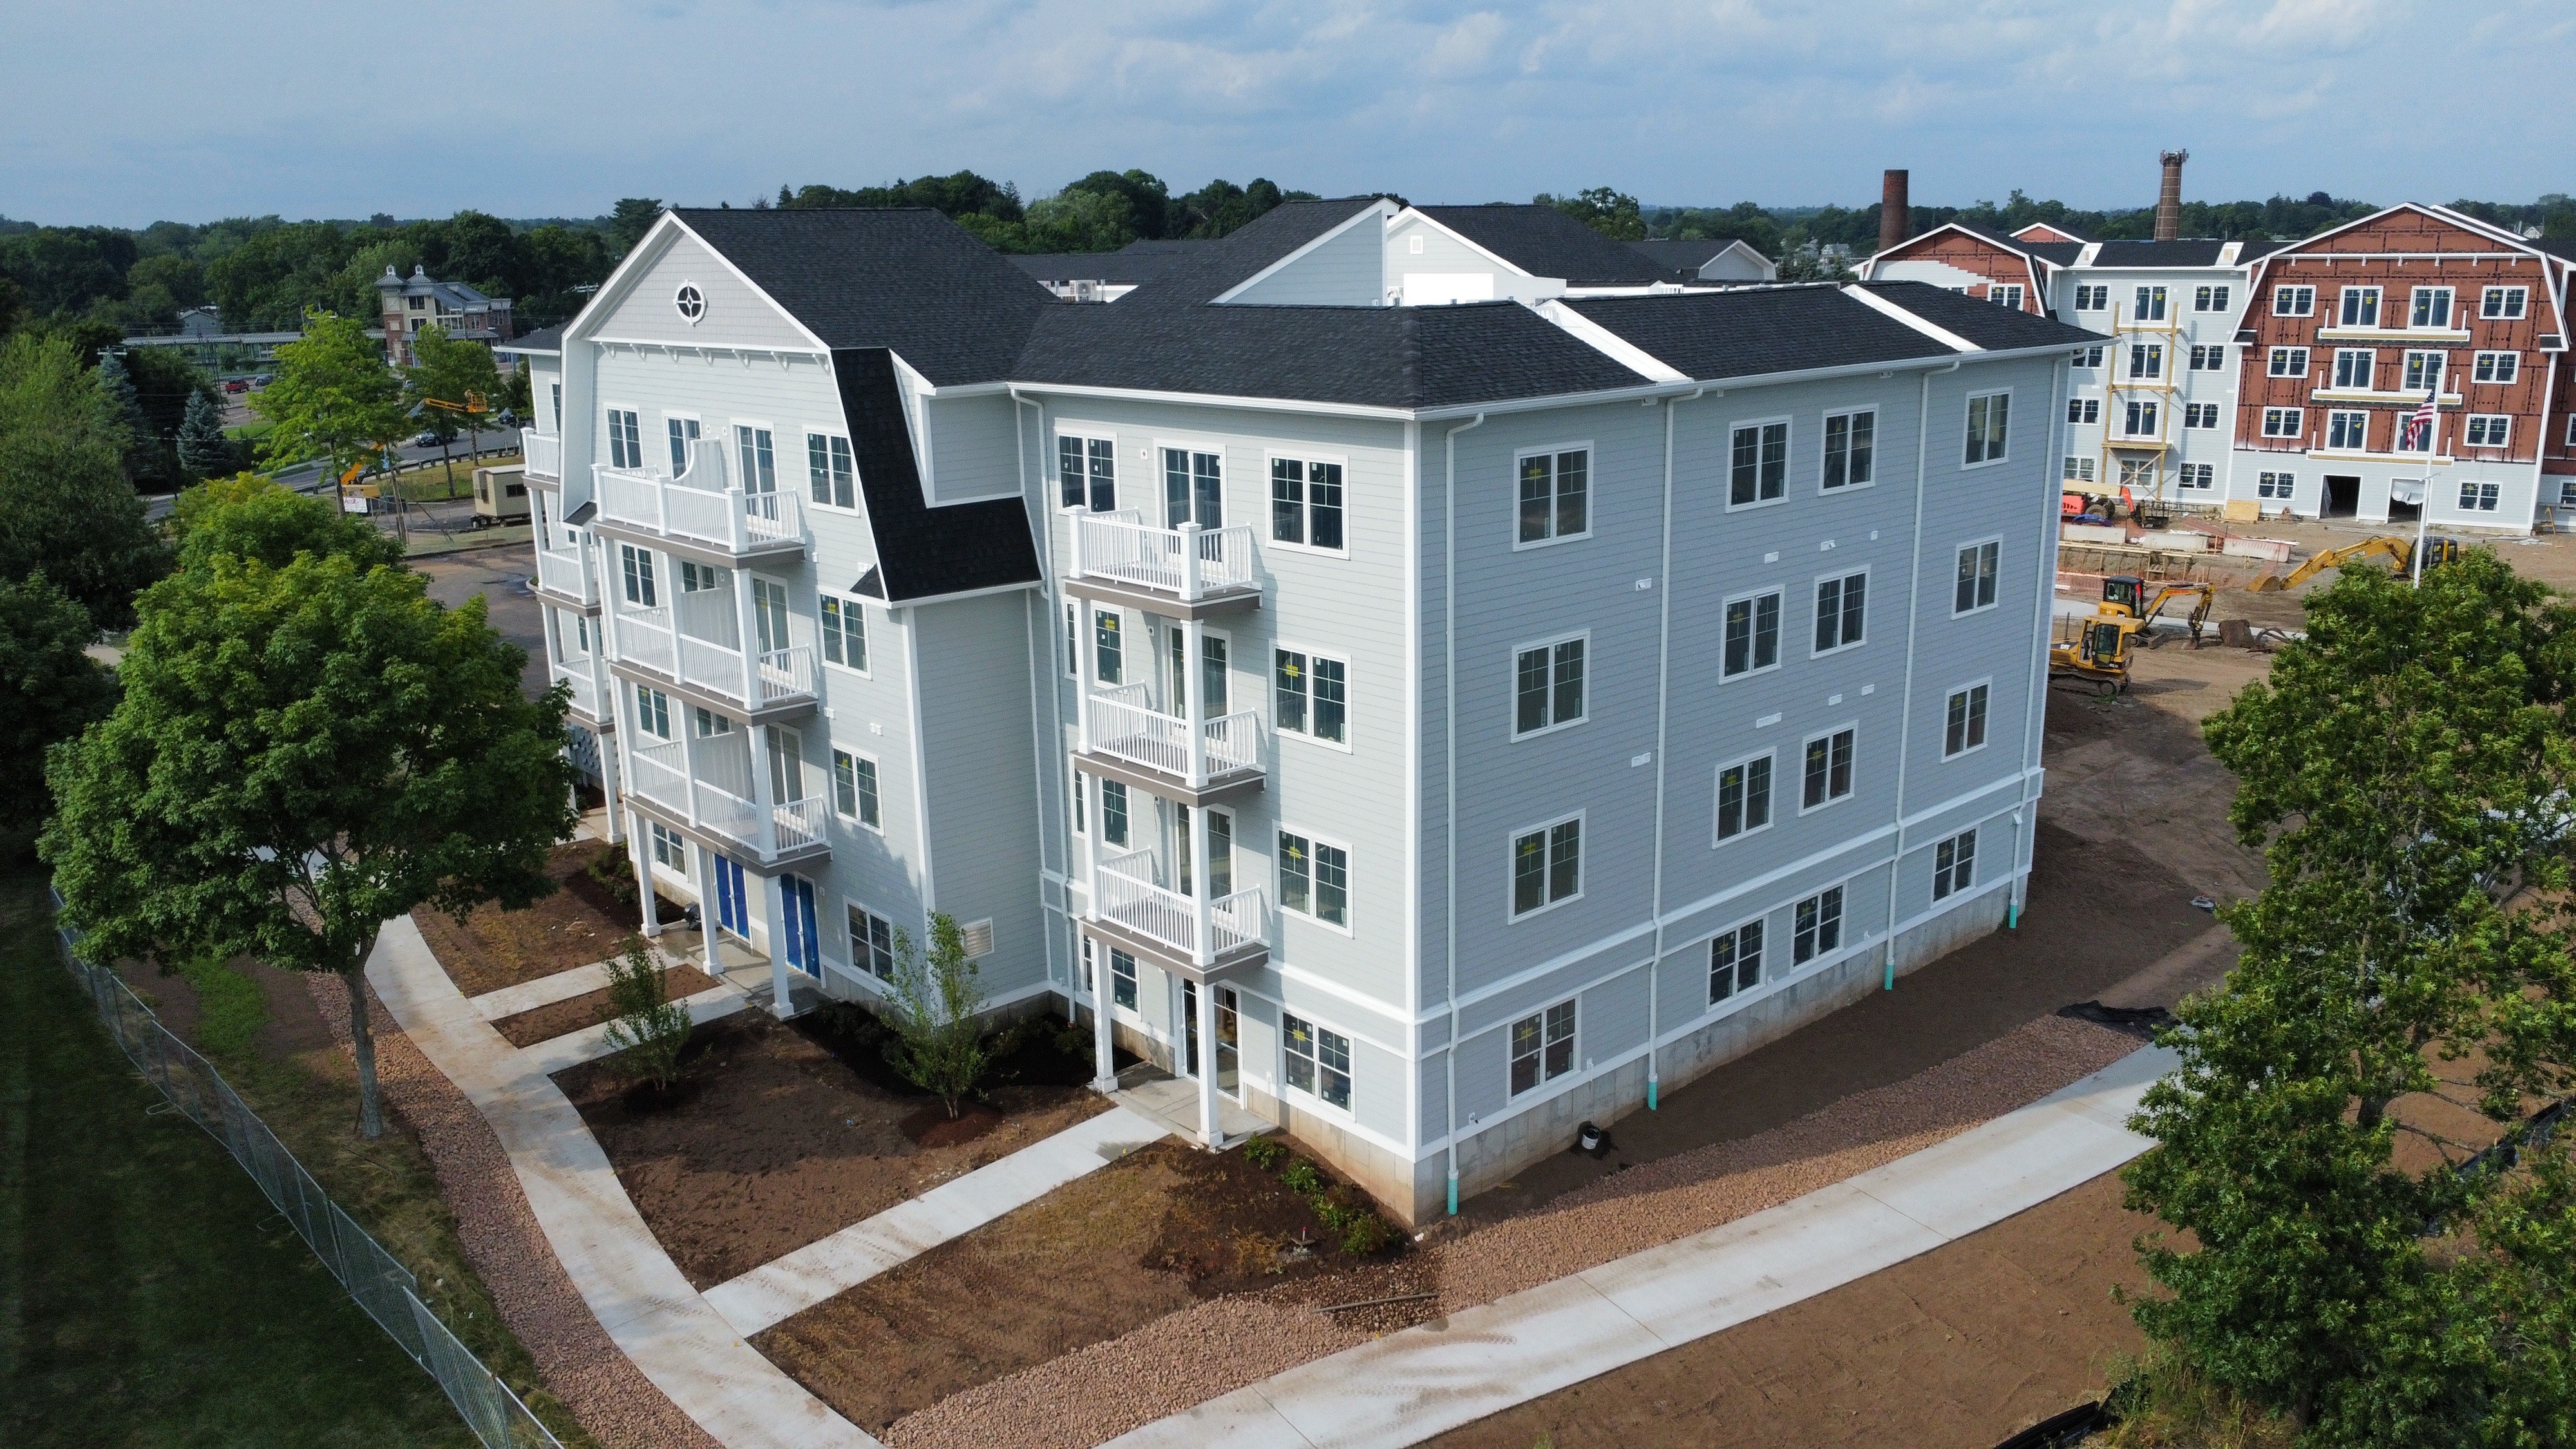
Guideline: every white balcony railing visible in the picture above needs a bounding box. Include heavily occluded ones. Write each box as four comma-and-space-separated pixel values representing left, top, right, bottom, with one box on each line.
1094, 851, 1266, 964
628, 736, 693, 816
556, 661, 603, 721
592, 438, 800, 554
626, 736, 826, 864
1072, 513, 1256, 601
609, 605, 815, 712
522, 428, 562, 481
1085, 695, 1262, 785
533, 545, 594, 605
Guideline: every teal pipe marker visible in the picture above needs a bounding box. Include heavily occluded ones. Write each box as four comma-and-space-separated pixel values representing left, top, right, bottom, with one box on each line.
1446, 1173, 1458, 1215
1883, 951, 1895, 990
1649, 1079, 1658, 1110
2009, 897, 2020, 929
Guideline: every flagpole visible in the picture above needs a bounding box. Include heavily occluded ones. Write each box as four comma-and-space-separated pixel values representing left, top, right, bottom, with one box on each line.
2413, 383, 2437, 585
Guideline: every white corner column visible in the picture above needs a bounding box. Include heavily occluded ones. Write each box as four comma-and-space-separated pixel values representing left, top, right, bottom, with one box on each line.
627, 808, 660, 938
1089, 935, 1117, 1093
1195, 976, 1221, 1150
763, 870, 793, 1016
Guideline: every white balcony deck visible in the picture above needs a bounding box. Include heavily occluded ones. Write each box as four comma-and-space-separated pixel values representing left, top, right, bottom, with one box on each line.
594, 437, 800, 556
1070, 513, 1258, 604
555, 660, 606, 723
1083, 691, 1262, 789
610, 603, 816, 714
627, 737, 828, 865
1094, 849, 1266, 967
533, 545, 594, 607
521, 428, 562, 482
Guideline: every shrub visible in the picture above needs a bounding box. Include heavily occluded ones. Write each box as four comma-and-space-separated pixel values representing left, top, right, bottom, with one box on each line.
599, 938, 689, 1089
1240, 1135, 1285, 1170
1336, 1212, 1396, 1256
882, 913, 994, 1119
1280, 1159, 1323, 1195
583, 845, 637, 908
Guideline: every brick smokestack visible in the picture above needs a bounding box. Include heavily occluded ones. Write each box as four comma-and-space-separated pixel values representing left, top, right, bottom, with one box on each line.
2156, 150, 2188, 242
1879, 169, 1909, 255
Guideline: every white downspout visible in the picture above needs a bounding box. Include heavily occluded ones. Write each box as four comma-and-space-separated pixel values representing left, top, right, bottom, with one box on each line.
1645, 386, 1707, 1110
1442, 412, 1484, 1216
1881, 358, 1962, 990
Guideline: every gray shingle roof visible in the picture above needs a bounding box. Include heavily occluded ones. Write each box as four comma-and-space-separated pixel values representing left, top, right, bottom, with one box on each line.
2088, 240, 2271, 267
1416, 206, 1673, 285
1565, 285, 1955, 379
1624, 238, 1759, 276
1855, 281, 2105, 350
497, 325, 562, 355
670, 207, 1056, 385
1008, 243, 1209, 286
1119, 198, 1392, 305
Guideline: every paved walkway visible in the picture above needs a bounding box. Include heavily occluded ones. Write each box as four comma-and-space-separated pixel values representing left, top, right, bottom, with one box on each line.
516, 984, 747, 1076
366, 916, 879, 1449
1107, 1045, 2175, 1449
703, 1105, 1170, 1336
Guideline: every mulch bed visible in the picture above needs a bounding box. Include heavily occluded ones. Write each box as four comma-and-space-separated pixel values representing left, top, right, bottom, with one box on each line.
553, 1009, 1113, 1289
412, 840, 685, 998
489, 964, 722, 1048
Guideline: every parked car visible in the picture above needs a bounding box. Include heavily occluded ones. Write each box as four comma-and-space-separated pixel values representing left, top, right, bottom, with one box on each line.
413, 431, 442, 447
223, 379, 249, 393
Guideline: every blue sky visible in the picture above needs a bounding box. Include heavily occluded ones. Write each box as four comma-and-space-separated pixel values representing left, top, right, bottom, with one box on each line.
8, 0, 2568, 227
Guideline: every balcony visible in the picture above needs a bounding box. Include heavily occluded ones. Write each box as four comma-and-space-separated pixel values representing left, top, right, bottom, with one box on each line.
1081, 685, 1263, 797
1091, 848, 1267, 971
609, 600, 817, 715
533, 545, 596, 609
522, 428, 562, 482
594, 437, 802, 558
555, 659, 608, 727
1067, 512, 1259, 611
625, 735, 829, 867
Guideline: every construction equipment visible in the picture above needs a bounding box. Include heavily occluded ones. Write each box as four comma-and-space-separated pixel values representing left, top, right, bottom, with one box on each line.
2048, 575, 2215, 694
2101, 574, 2213, 642
2249, 535, 2465, 592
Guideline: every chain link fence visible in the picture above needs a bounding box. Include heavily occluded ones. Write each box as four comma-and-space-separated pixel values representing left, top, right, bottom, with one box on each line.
50, 898, 563, 1449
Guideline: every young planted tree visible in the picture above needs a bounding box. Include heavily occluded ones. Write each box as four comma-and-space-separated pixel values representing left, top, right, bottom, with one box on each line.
41, 502, 574, 1137
175, 389, 232, 478
250, 308, 408, 488
2123, 552, 2576, 1443
0, 332, 170, 629
883, 913, 994, 1119
599, 938, 691, 1091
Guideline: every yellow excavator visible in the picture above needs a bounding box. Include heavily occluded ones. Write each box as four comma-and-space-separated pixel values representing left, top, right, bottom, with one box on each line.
2049, 574, 2216, 695
2251, 535, 2465, 592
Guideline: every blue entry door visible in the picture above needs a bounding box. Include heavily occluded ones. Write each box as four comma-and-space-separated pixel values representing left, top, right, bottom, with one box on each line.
712, 854, 748, 937
780, 875, 819, 972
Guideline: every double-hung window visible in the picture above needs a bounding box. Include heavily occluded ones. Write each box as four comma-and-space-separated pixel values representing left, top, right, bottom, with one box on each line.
1092, 610, 1122, 684
1932, 829, 1978, 900
1057, 434, 1115, 511
1162, 447, 1223, 529
848, 906, 896, 979
1945, 683, 1989, 756
1964, 392, 2009, 464
1108, 945, 1138, 1007
2460, 480, 2501, 512
2465, 415, 2511, 448
2193, 285, 2230, 313
2189, 345, 2225, 371
1282, 1013, 1352, 1109
1708, 920, 1764, 1003
1812, 572, 1866, 654
633, 685, 672, 739
831, 750, 880, 827
2127, 343, 2164, 380
2268, 346, 2309, 378
1722, 590, 1782, 677
1792, 886, 1844, 963
1273, 649, 1348, 744
2473, 351, 2520, 384
1801, 728, 1855, 810
2262, 407, 2304, 440
2258, 471, 2296, 500
1821, 409, 1875, 489
605, 408, 641, 469
2067, 396, 2100, 425
819, 594, 867, 672
2482, 287, 2528, 320
1955, 541, 1999, 614
1714, 752, 1772, 843
2402, 350, 2445, 395
1099, 779, 1130, 847
806, 432, 856, 509
2333, 348, 2375, 390
1513, 637, 1586, 735
2074, 284, 2108, 311
2327, 410, 2370, 451
2339, 286, 2381, 328
619, 543, 657, 605
1510, 818, 1581, 917
1516, 448, 1590, 542
1730, 422, 1788, 505
2184, 402, 2221, 430
1277, 830, 1349, 927
1271, 457, 1345, 549
649, 820, 687, 873
2410, 287, 2454, 330
2273, 285, 2315, 317
2134, 285, 2167, 321
734, 425, 776, 492
666, 415, 701, 473
2125, 400, 2160, 437
1508, 1001, 1576, 1096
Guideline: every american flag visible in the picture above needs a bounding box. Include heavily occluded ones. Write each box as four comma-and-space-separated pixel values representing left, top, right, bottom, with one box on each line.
2400, 390, 2440, 451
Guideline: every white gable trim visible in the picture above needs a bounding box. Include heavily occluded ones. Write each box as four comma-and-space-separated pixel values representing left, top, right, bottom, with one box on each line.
1385, 208, 1544, 283
1211, 198, 1400, 305
1839, 285, 1979, 352
565, 212, 830, 354
1533, 299, 1689, 383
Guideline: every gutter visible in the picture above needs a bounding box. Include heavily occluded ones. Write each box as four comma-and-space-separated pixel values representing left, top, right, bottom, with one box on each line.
1879, 357, 1964, 990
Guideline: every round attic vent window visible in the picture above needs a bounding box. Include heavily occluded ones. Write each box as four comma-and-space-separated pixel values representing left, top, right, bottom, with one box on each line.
674, 283, 705, 323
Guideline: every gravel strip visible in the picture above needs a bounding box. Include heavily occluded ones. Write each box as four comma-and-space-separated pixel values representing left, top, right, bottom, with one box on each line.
884, 1014, 2138, 1449
307, 971, 721, 1449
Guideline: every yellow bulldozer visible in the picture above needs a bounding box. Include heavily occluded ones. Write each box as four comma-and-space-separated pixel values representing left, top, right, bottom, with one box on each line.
2250, 535, 2464, 592
2049, 574, 2215, 695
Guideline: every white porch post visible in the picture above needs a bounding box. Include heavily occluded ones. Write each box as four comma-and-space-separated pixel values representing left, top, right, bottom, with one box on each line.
1075, 597, 1099, 754
763, 870, 793, 1016
729, 564, 760, 705
748, 723, 780, 858
627, 808, 659, 938
1182, 615, 1209, 790
1195, 977, 1221, 1149
1089, 937, 1116, 1092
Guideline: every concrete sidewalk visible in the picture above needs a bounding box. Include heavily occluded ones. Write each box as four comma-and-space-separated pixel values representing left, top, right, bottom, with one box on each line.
1108, 1045, 2175, 1449
516, 984, 747, 1076
366, 916, 878, 1449
703, 1104, 1170, 1336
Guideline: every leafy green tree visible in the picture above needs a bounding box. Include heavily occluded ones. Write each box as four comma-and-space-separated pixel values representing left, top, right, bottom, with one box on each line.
175, 390, 231, 478
41, 539, 576, 1137
600, 938, 691, 1090
2123, 553, 2576, 1442
169, 473, 403, 572
883, 913, 994, 1119
250, 309, 408, 482
500, 359, 533, 421
0, 573, 117, 858
0, 332, 169, 629
404, 323, 501, 493
605, 199, 665, 258
1539, 187, 1647, 242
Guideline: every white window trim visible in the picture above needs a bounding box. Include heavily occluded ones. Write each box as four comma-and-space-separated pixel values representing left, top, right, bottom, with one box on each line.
1504, 810, 1586, 923
1151, 435, 1233, 529
1953, 536, 2003, 617
1510, 439, 1597, 549
1931, 828, 1980, 902
603, 403, 645, 472
1718, 585, 1786, 682
1791, 874, 1857, 971
831, 747, 886, 833
1817, 406, 1880, 493
1724, 415, 1795, 511
1942, 677, 1994, 760
1961, 388, 2013, 470
2067, 395, 2101, 425
2483, 287, 2530, 320
1262, 448, 1354, 558
804, 425, 861, 514
2464, 415, 2513, 450
1504, 995, 1581, 1100
1712, 748, 1776, 849
1797, 721, 1861, 815
2338, 285, 2383, 327
1278, 1005, 1359, 1120
819, 592, 872, 678
2472, 352, 2521, 385
846, 900, 902, 983
2268, 346, 2311, 379
660, 410, 703, 471
2273, 285, 2316, 317
1807, 565, 1871, 659
2408, 286, 2456, 330
2262, 406, 2306, 440
1271, 638, 1355, 755
727, 416, 781, 493
1051, 426, 1119, 513
1508, 629, 1591, 741
1275, 822, 1356, 937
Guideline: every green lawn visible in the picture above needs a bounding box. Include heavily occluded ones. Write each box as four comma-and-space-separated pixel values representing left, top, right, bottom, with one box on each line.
0, 871, 473, 1448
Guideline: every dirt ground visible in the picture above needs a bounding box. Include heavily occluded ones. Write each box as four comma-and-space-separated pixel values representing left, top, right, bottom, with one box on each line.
756, 1139, 1424, 1435
413, 841, 649, 997
1427, 1171, 2160, 1449
490, 962, 721, 1048
553, 1010, 1112, 1288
